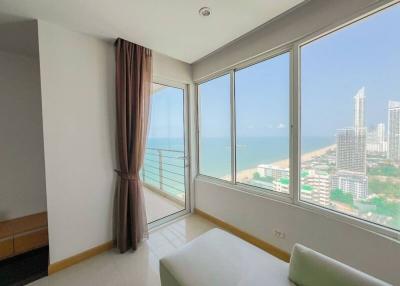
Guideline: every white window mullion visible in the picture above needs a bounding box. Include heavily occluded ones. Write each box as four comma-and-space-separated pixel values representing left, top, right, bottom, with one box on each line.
230, 70, 237, 184
291, 45, 300, 204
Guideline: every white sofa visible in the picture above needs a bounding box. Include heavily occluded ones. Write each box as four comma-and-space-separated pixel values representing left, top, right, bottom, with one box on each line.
160, 228, 391, 286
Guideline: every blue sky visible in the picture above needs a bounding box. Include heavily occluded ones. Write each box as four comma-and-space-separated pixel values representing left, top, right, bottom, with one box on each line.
149, 3, 400, 139
302, 3, 400, 136
235, 53, 289, 137
199, 74, 231, 138
199, 54, 290, 139
148, 85, 184, 139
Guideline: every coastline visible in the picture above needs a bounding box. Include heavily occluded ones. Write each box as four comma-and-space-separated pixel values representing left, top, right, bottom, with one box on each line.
221, 144, 336, 181
272, 144, 336, 168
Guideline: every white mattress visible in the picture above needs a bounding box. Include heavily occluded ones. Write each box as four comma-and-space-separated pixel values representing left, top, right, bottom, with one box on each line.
160, 228, 294, 286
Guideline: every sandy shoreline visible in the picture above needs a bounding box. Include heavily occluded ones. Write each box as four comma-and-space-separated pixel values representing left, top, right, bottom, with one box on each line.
222, 144, 336, 181
272, 144, 336, 168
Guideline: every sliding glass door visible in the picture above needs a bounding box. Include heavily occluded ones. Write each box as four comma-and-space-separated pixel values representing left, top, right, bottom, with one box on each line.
142, 83, 189, 225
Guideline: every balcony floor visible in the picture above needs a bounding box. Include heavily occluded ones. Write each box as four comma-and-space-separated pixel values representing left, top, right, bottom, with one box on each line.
143, 187, 184, 223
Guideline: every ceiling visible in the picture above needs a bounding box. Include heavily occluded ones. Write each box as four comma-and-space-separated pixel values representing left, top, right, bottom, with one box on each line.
0, 0, 304, 63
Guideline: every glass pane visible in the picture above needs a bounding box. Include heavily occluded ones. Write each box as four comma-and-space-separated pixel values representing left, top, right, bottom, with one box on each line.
142, 83, 186, 223
235, 53, 290, 193
301, 4, 400, 231
198, 74, 231, 181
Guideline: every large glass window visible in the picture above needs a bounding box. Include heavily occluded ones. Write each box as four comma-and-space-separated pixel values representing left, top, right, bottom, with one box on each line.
143, 83, 187, 223
196, 1, 400, 235
300, 4, 400, 231
198, 74, 232, 181
235, 53, 290, 193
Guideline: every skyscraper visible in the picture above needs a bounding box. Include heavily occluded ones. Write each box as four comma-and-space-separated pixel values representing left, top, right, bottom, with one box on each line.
375, 123, 386, 146
354, 87, 365, 129
367, 123, 387, 154
336, 88, 367, 173
388, 101, 400, 161
336, 127, 366, 173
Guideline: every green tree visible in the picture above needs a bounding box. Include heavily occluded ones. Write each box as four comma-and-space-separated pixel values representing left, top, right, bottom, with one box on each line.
330, 188, 354, 206
368, 165, 400, 177
369, 197, 400, 218
368, 179, 400, 198
252, 172, 273, 183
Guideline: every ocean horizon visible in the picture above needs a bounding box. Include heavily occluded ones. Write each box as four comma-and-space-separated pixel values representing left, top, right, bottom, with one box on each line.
145, 136, 335, 180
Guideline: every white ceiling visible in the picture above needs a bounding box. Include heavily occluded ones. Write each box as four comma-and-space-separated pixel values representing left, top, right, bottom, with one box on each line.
0, 0, 304, 63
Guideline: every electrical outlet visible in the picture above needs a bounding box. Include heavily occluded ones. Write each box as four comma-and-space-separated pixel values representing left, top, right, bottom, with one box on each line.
273, 229, 286, 239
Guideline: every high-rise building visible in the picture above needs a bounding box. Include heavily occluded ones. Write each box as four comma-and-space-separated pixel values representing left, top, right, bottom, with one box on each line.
388, 101, 400, 161
331, 171, 368, 200
336, 88, 367, 173
367, 123, 387, 154
376, 123, 386, 142
336, 127, 366, 173
354, 87, 365, 129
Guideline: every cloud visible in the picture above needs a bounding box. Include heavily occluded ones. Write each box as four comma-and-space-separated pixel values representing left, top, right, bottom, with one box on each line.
277, 123, 286, 129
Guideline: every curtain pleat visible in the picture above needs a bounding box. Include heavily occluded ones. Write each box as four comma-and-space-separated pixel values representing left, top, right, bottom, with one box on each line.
114, 38, 152, 252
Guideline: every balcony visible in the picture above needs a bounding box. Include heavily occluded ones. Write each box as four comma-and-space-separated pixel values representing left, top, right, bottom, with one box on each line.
141, 147, 186, 223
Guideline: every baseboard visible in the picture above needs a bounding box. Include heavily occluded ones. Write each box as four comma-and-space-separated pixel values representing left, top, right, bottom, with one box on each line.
48, 241, 113, 275
194, 208, 290, 262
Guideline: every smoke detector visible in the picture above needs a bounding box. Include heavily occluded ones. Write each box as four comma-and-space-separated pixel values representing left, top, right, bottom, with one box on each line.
199, 7, 211, 17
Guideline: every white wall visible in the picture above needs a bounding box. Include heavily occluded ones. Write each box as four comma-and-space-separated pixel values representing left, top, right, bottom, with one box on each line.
195, 179, 400, 284
0, 49, 47, 221
153, 51, 192, 84
37, 20, 116, 264
37, 20, 193, 263
193, 0, 400, 285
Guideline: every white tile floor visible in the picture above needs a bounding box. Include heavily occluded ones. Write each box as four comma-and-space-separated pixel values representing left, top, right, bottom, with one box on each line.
143, 187, 184, 223
28, 215, 216, 286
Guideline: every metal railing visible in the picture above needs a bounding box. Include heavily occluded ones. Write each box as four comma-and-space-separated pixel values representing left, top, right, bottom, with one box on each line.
141, 147, 186, 203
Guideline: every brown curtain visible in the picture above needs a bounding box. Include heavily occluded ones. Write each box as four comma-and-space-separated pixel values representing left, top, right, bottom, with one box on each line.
114, 38, 152, 253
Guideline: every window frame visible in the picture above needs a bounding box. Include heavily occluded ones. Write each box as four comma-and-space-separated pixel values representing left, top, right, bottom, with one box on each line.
196, 46, 294, 202
195, 0, 400, 240
234, 50, 293, 198
196, 72, 233, 183
147, 78, 191, 230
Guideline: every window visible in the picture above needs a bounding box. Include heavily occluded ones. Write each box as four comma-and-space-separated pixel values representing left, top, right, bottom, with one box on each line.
300, 4, 400, 231
196, 1, 400, 236
198, 74, 232, 181
235, 53, 290, 193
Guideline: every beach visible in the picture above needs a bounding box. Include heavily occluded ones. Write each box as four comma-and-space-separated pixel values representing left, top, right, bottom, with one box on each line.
272, 144, 336, 168
222, 144, 336, 181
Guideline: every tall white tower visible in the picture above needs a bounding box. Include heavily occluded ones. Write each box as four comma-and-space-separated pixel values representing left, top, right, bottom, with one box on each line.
388, 101, 400, 161
354, 87, 365, 129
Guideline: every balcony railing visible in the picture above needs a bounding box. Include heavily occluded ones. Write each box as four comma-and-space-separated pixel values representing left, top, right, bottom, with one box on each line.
141, 147, 186, 205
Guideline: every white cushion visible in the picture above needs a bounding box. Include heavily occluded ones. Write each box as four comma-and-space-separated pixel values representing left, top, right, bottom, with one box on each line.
289, 244, 391, 286
160, 228, 294, 286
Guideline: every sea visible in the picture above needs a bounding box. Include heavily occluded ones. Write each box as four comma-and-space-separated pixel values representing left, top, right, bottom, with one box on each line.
143, 136, 334, 197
